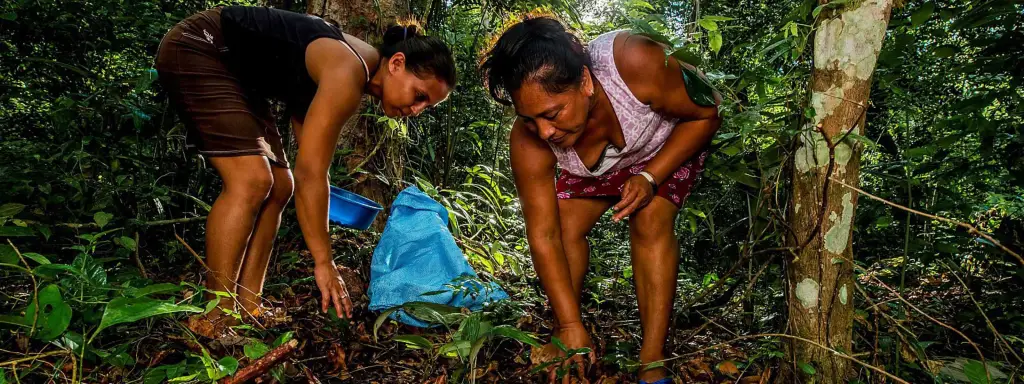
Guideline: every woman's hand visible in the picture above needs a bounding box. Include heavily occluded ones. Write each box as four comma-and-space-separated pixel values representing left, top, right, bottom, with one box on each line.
547, 322, 596, 383
612, 174, 655, 222
314, 260, 353, 318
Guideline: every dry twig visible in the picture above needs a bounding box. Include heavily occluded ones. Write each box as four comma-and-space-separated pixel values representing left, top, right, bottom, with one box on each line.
221, 339, 299, 384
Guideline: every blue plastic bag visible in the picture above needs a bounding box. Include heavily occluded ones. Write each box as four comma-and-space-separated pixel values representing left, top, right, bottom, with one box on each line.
368, 186, 508, 327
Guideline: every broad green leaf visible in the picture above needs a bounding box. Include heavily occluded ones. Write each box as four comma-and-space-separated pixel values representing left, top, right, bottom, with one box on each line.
670, 48, 703, 66
244, 339, 271, 359
697, 18, 718, 31
0, 226, 34, 237
21, 253, 50, 265
167, 373, 199, 382
273, 331, 295, 347
681, 65, 718, 106
93, 211, 113, 229
217, 356, 239, 377
25, 284, 72, 341
0, 12, 16, 21
32, 263, 84, 279
73, 254, 107, 288
708, 30, 723, 53
491, 325, 542, 347
143, 367, 168, 384
394, 334, 434, 350
129, 283, 182, 298
402, 302, 464, 326
0, 203, 25, 218
0, 245, 16, 264
117, 236, 137, 252
963, 360, 987, 384
552, 337, 568, 352
940, 358, 1007, 383
438, 340, 472, 359
911, 3, 935, 28
798, 362, 817, 375
94, 297, 201, 337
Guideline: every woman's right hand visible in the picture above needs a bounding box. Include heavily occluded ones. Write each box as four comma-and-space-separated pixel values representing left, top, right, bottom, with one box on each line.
548, 322, 596, 384
313, 260, 353, 319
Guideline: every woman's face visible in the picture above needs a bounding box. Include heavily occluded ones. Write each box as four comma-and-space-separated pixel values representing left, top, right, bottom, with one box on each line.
510, 68, 593, 149
380, 53, 451, 118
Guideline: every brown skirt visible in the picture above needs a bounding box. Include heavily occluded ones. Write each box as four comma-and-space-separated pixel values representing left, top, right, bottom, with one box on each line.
154, 8, 289, 167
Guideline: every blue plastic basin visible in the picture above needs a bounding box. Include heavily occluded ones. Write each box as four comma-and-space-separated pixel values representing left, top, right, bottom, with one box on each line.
328, 186, 383, 230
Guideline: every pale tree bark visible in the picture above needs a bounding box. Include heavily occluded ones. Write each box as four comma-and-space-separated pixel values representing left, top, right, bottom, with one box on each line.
783, 0, 895, 382
307, 0, 410, 229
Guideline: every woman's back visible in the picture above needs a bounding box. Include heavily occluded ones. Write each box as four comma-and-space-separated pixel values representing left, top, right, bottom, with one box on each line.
220, 6, 351, 115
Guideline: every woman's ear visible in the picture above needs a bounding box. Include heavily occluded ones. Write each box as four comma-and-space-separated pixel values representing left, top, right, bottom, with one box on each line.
581, 66, 594, 97
388, 52, 407, 74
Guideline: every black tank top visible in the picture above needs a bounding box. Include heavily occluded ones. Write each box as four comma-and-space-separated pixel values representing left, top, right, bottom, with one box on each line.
220, 6, 355, 118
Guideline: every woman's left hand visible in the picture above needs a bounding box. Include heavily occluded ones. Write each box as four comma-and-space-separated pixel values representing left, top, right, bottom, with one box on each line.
612, 174, 654, 222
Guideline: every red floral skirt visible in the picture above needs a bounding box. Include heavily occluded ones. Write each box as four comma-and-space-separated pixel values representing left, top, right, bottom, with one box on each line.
555, 150, 709, 207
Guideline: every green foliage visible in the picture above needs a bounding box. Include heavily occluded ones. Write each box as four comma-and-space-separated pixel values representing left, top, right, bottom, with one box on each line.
1, 0, 1022, 381
92, 297, 201, 340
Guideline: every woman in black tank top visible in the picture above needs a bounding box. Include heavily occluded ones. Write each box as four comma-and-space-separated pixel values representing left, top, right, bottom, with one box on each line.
155, 6, 456, 339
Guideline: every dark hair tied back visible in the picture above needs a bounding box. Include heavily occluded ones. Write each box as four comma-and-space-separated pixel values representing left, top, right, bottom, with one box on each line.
379, 23, 456, 87
479, 16, 591, 106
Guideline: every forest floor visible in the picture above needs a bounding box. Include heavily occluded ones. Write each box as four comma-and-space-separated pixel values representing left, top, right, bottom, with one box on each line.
116, 232, 775, 384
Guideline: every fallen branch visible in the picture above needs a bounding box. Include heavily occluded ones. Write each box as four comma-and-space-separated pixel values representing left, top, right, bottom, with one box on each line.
221, 339, 299, 384
830, 177, 1023, 266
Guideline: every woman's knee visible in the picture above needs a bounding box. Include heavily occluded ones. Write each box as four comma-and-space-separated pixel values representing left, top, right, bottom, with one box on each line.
629, 200, 678, 243
267, 169, 294, 206
224, 170, 275, 206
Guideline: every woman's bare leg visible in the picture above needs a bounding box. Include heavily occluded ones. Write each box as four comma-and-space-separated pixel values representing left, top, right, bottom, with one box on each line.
628, 197, 681, 382
236, 165, 294, 315
203, 156, 274, 323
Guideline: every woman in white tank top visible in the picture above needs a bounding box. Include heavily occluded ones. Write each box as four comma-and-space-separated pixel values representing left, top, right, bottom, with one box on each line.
481, 16, 721, 384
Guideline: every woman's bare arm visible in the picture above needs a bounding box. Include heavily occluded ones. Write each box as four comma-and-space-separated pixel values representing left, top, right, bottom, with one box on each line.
510, 120, 584, 327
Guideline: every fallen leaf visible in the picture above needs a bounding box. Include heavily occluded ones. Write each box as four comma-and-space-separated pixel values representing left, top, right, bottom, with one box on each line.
718, 360, 740, 376
329, 344, 348, 373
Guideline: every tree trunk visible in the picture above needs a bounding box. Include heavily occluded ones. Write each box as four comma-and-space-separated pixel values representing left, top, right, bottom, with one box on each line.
783, 0, 894, 382
307, 0, 409, 229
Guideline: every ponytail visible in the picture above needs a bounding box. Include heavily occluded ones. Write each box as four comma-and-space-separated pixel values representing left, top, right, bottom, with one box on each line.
379, 23, 456, 87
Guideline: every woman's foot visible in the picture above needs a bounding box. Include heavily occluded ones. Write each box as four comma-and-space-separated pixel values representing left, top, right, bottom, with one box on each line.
186, 307, 240, 339
638, 352, 669, 383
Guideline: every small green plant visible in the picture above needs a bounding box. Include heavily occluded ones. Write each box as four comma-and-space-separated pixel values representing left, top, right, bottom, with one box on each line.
374, 301, 541, 383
